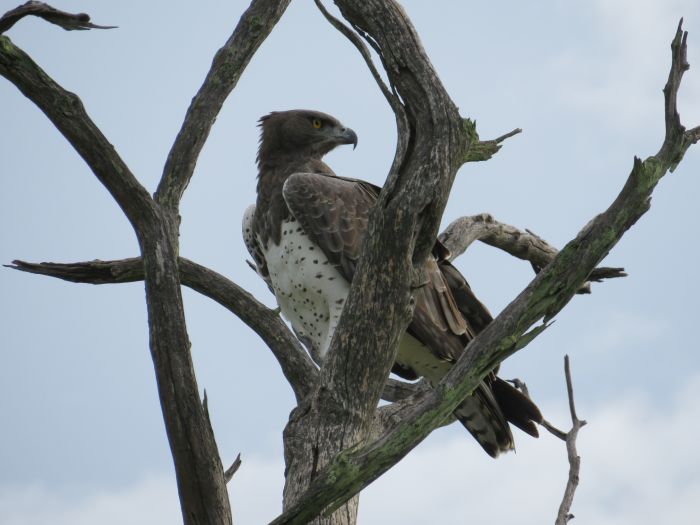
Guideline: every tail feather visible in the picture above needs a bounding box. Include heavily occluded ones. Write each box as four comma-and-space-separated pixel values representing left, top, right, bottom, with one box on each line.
492, 377, 543, 438
438, 259, 543, 455
454, 382, 514, 458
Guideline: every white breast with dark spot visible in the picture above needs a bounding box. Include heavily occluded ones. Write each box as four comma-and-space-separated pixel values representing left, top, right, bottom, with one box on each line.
260, 219, 349, 363
256, 218, 452, 382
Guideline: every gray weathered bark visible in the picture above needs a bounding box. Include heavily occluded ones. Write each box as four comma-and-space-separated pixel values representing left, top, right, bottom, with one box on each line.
2, 2, 698, 525
277, 1, 469, 522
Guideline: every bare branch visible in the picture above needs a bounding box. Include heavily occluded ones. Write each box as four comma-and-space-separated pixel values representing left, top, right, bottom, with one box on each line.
2, 3, 295, 523
512, 359, 586, 522
155, 0, 292, 210
7, 258, 144, 284
179, 259, 318, 402
225, 453, 243, 484
555, 355, 586, 525
439, 213, 626, 293
313, 0, 402, 114
0, 1, 117, 34
7, 257, 318, 402
7, 257, 423, 406
659, 19, 695, 170
541, 419, 568, 442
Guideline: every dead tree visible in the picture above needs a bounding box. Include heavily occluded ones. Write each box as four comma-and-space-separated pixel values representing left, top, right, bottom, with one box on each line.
1, 2, 698, 524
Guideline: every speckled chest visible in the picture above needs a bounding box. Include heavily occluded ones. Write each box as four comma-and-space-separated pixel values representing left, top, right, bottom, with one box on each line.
260, 218, 349, 362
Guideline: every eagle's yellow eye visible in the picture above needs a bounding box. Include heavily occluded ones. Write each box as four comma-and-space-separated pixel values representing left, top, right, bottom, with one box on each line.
312, 118, 323, 129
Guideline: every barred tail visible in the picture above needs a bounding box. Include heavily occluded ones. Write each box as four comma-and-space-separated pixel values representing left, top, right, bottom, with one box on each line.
454, 378, 542, 458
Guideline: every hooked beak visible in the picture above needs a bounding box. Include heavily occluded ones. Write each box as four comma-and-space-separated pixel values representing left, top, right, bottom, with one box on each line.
336, 126, 358, 149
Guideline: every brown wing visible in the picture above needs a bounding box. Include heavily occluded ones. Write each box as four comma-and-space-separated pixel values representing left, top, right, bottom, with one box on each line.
282, 172, 379, 279
282, 172, 483, 360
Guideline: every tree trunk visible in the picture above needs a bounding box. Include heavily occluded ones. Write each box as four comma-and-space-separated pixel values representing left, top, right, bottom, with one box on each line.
282, 406, 360, 524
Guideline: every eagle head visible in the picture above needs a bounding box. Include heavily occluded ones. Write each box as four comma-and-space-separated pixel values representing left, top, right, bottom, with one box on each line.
257, 110, 357, 165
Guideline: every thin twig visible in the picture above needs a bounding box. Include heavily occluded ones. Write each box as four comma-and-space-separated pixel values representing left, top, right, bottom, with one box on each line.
555, 355, 586, 525
313, 0, 402, 114
224, 453, 243, 484
439, 213, 626, 293
493, 127, 523, 143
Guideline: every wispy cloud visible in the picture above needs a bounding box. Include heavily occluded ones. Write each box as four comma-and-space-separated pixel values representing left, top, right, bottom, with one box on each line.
550, 0, 700, 132
361, 372, 700, 524
2, 373, 698, 524
0, 477, 181, 525
577, 310, 670, 355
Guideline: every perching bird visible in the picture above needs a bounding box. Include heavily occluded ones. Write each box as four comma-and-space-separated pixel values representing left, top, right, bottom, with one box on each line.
243, 109, 542, 457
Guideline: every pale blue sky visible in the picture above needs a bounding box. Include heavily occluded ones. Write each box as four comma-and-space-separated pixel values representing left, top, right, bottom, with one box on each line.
1, 1, 699, 523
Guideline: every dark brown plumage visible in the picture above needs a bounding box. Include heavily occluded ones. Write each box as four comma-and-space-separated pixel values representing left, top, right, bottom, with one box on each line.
244, 109, 542, 457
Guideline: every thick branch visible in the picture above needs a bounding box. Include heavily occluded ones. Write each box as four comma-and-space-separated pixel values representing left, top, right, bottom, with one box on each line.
155, 0, 291, 210
0, 1, 116, 34
2, 41, 233, 525
0, 36, 229, 521
276, 3, 471, 516
0, 35, 155, 232
316, 0, 468, 442
269, 21, 699, 523
379, 378, 429, 403
439, 213, 626, 293
7, 257, 318, 402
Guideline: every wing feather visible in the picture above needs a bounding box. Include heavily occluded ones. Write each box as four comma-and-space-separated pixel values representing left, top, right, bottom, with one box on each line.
242, 204, 272, 289
282, 173, 378, 280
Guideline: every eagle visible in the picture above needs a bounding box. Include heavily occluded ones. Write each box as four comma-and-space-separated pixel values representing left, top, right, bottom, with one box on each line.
243, 109, 542, 457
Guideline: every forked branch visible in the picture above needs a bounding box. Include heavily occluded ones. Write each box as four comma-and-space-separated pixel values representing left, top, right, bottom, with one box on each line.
554, 355, 586, 525
510, 358, 586, 524
1, 3, 298, 523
